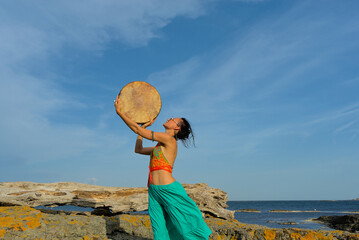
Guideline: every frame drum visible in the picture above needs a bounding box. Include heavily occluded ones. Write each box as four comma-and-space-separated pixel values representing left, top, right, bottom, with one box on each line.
118, 81, 161, 124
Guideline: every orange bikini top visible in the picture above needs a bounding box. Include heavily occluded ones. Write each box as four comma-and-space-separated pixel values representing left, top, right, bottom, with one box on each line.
147, 143, 173, 187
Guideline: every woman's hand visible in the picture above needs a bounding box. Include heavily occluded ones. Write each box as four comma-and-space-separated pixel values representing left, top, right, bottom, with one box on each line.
141, 117, 156, 129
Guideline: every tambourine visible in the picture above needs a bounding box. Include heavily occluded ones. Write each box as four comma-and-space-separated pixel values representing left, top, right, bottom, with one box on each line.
117, 81, 161, 124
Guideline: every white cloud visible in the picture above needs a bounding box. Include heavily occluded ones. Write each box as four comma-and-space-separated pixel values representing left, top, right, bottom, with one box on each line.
305, 103, 359, 126
334, 121, 357, 134
0, 1, 208, 56
0, 0, 210, 166
145, 0, 359, 161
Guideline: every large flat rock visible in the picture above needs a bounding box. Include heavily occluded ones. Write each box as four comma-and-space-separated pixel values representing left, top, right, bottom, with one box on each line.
1, 206, 359, 240
0, 181, 234, 220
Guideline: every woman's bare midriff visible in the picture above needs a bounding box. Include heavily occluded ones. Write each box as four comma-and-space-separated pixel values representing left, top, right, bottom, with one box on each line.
150, 170, 175, 185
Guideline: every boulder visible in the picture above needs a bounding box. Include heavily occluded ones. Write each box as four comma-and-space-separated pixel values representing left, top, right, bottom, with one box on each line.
314, 215, 359, 233
182, 183, 233, 220
0, 181, 234, 220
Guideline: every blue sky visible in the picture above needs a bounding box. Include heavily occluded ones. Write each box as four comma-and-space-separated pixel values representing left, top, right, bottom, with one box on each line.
1, 0, 358, 200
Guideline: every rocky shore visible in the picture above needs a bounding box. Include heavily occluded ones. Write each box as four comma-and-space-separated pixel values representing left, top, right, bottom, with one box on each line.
0, 181, 233, 220
1, 182, 359, 239
314, 215, 359, 233
1, 206, 359, 239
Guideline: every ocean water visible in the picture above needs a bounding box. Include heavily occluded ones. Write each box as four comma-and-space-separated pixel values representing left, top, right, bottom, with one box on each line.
36, 205, 94, 212
36, 200, 359, 230
227, 200, 359, 230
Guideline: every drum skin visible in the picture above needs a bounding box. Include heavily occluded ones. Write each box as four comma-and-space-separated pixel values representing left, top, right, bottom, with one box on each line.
118, 81, 161, 124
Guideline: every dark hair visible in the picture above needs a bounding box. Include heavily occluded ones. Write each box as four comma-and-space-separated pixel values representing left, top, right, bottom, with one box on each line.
176, 118, 195, 148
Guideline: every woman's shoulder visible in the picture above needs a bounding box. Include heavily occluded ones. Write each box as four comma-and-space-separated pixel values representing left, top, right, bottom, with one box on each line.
159, 137, 177, 147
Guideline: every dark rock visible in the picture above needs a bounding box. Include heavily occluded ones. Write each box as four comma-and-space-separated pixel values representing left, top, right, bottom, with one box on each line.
91, 207, 116, 216
314, 215, 359, 233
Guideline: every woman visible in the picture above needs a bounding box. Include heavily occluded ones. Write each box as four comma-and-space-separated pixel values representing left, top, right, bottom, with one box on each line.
114, 96, 212, 240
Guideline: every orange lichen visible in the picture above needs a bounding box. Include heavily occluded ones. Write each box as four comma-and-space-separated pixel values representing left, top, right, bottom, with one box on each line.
264, 229, 276, 240
0, 206, 42, 234
215, 221, 225, 226
236, 222, 246, 227
23, 214, 42, 229
291, 232, 302, 239
69, 219, 84, 226
333, 230, 343, 234
248, 230, 255, 238
348, 233, 359, 239
0, 229, 6, 238
122, 215, 139, 226
300, 231, 332, 240
82, 235, 103, 240
142, 218, 152, 228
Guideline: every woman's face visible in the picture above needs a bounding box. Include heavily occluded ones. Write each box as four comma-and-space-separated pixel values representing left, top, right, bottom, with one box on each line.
163, 117, 182, 130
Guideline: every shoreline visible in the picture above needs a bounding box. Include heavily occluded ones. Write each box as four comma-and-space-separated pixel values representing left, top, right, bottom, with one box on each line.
1, 206, 359, 239
1, 182, 358, 239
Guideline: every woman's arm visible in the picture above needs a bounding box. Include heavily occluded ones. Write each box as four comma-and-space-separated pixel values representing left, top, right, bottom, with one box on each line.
135, 135, 155, 155
114, 95, 173, 145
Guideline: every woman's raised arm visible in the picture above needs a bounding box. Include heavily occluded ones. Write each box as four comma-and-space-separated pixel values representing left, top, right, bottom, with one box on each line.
114, 95, 173, 145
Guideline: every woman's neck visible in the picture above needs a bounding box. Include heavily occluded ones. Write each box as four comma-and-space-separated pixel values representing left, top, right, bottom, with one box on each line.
165, 128, 175, 137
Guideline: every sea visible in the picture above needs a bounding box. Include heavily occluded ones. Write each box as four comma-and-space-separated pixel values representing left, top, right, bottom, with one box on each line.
227, 200, 359, 230
36, 200, 359, 231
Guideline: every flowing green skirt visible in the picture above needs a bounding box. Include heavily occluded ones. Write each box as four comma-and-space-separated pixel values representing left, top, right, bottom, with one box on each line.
148, 181, 212, 240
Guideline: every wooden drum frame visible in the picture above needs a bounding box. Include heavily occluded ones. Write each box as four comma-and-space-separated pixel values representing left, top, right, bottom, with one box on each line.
118, 81, 161, 124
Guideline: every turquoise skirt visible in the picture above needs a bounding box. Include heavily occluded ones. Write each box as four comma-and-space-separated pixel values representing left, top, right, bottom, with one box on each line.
148, 181, 212, 240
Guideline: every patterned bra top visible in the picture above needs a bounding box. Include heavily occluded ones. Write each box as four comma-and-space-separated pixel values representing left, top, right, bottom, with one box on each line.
148, 143, 173, 187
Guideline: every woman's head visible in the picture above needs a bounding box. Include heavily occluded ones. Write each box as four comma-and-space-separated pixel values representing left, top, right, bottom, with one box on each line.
163, 117, 195, 147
